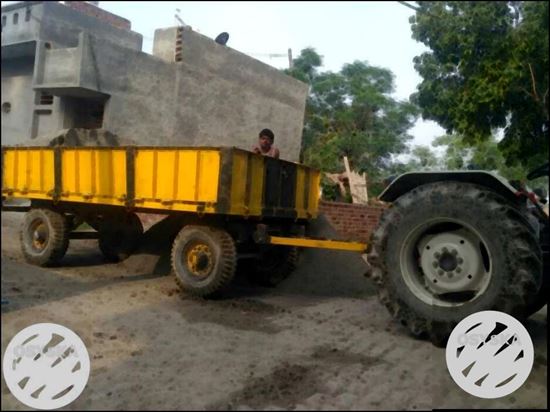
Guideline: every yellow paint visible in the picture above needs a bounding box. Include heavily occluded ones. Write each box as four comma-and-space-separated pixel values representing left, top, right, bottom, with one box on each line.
269, 236, 367, 252
230, 151, 249, 214
308, 170, 321, 218
295, 166, 306, 219
248, 154, 264, 215
61, 149, 126, 204
2, 147, 320, 220
186, 243, 214, 276
133, 149, 220, 208
2, 149, 55, 195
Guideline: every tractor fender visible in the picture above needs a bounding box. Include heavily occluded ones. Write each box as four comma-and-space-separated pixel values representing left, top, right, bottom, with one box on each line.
378, 171, 520, 203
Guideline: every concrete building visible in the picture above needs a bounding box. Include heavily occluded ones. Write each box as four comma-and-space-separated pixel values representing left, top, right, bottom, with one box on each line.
1, 1, 308, 161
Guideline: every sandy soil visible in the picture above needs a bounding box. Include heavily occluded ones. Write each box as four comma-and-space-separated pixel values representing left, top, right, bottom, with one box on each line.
1, 211, 547, 410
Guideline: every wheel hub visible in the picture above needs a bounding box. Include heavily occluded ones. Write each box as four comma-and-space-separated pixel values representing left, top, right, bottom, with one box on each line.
186, 243, 214, 277
30, 221, 48, 251
418, 230, 487, 295
438, 251, 457, 272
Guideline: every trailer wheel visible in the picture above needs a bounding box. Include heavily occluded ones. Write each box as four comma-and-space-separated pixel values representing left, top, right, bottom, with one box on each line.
98, 213, 143, 262
254, 246, 299, 287
366, 181, 542, 347
20, 208, 70, 266
171, 225, 236, 298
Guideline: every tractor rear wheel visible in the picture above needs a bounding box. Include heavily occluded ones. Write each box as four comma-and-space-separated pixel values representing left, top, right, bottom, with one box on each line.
366, 181, 542, 346
171, 225, 236, 298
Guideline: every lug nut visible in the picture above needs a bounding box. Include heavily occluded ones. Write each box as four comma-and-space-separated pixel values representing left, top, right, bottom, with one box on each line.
456, 267, 462, 273
442, 247, 448, 253
447, 272, 453, 278
451, 249, 458, 256
457, 258, 464, 264
435, 252, 441, 259
432, 261, 438, 268
438, 269, 444, 275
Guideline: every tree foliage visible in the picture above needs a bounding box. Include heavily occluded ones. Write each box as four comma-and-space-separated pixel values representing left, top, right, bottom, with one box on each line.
285, 48, 419, 185
410, 1, 549, 168
432, 134, 526, 180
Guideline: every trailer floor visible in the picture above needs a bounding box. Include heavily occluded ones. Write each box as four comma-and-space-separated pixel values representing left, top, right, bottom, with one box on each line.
1, 212, 547, 410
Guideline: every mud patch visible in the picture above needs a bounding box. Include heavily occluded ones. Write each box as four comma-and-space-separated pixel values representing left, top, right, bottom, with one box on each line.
179, 298, 287, 334
22, 128, 136, 147
215, 298, 288, 315
211, 363, 321, 410
310, 345, 385, 370
276, 215, 376, 299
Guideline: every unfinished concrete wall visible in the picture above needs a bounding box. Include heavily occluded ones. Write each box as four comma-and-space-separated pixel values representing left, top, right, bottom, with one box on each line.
1, 56, 36, 144
1, 1, 144, 144
2, 4, 308, 161
1, 2, 142, 50
152, 27, 176, 63
1, 56, 65, 145
158, 27, 309, 161
36, 45, 81, 86
0, 4, 42, 46
63, 1, 131, 31
57, 33, 174, 141
33, 28, 308, 160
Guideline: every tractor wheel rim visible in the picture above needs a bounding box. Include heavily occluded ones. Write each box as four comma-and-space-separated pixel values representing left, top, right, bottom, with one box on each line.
400, 218, 492, 308
185, 243, 214, 278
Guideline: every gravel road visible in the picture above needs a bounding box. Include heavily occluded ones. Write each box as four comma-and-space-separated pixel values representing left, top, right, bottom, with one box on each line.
1, 211, 547, 410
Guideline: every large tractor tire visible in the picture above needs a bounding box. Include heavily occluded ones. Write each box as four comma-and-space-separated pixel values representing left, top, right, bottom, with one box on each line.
525, 222, 549, 315
98, 212, 143, 262
171, 225, 236, 298
526, 276, 549, 316
20, 208, 70, 266
254, 245, 299, 287
366, 181, 542, 347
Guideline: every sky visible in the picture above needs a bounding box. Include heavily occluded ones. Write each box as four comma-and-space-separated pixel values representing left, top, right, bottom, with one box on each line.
2, 0, 446, 149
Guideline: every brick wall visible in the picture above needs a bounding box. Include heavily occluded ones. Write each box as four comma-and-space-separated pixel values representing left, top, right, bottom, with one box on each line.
63, 1, 131, 30
318, 200, 386, 243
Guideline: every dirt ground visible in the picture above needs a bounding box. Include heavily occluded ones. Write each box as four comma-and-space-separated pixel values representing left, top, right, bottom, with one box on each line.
1, 211, 547, 410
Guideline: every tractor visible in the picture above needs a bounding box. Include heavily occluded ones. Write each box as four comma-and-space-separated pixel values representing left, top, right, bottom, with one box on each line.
365, 163, 549, 346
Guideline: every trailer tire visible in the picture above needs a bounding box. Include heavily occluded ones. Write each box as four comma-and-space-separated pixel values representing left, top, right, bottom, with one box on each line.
254, 246, 299, 287
366, 181, 542, 347
172, 225, 236, 298
98, 212, 143, 262
20, 208, 70, 266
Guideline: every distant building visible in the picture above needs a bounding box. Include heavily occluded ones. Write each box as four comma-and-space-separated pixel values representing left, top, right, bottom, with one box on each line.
1, 1, 308, 161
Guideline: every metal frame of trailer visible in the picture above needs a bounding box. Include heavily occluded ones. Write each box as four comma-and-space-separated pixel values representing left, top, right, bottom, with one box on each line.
2, 145, 366, 297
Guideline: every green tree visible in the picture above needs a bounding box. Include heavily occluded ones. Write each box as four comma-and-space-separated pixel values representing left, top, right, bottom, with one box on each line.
286, 49, 419, 187
410, 1, 549, 169
409, 145, 440, 169
433, 133, 531, 182
432, 135, 467, 170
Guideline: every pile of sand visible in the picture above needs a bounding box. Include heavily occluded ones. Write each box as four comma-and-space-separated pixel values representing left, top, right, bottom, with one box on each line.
18, 128, 137, 147
276, 214, 374, 298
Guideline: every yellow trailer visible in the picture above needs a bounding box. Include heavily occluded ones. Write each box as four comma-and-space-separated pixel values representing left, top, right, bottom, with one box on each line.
2, 145, 366, 297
